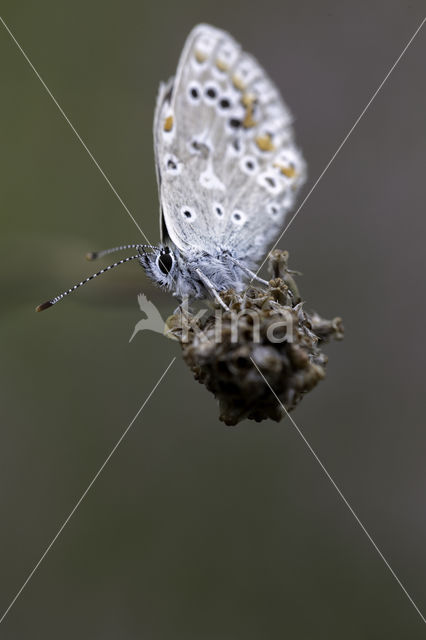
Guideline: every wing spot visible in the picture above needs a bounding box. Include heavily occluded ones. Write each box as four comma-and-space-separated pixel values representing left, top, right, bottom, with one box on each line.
256, 134, 275, 152
213, 203, 224, 218
163, 116, 173, 132
187, 82, 202, 105
242, 93, 257, 107
215, 41, 240, 71
181, 206, 197, 221
267, 203, 280, 216
203, 82, 220, 105
193, 32, 217, 65
240, 155, 258, 175
216, 59, 228, 72
228, 137, 244, 157
164, 154, 182, 175
232, 210, 246, 225
229, 118, 242, 129
195, 50, 207, 63
242, 104, 257, 129
274, 163, 296, 178
258, 171, 284, 195
232, 75, 246, 91
188, 137, 210, 157
233, 58, 262, 90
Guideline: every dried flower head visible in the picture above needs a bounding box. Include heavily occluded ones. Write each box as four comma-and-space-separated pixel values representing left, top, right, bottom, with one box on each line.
167, 250, 343, 426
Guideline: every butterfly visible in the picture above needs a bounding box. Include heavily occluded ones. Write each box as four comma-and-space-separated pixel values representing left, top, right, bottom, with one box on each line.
37, 24, 306, 313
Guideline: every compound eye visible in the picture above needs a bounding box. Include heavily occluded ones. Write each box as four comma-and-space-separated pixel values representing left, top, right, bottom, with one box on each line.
157, 251, 173, 275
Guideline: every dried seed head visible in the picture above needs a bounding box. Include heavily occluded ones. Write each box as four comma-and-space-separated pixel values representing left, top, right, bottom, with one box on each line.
168, 251, 343, 426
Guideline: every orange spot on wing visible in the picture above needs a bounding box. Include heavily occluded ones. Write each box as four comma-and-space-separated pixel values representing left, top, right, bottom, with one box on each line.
242, 92, 256, 107
255, 135, 275, 152
240, 93, 258, 129
232, 75, 246, 91
216, 59, 228, 72
164, 115, 173, 132
243, 104, 257, 129
195, 50, 207, 63
274, 163, 296, 178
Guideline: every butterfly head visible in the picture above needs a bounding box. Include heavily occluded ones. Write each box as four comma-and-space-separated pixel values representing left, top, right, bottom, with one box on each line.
138, 244, 176, 291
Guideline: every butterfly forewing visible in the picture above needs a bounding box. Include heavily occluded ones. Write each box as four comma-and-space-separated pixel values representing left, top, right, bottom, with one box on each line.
154, 24, 306, 264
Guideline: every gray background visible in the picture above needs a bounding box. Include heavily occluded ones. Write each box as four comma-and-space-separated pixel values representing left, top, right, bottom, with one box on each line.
1, 1, 425, 637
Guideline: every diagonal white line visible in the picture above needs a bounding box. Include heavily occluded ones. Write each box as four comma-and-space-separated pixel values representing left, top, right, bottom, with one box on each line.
252, 15, 426, 282
0, 357, 176, 626
0, 15, 150, 243
250, 357, 426, 626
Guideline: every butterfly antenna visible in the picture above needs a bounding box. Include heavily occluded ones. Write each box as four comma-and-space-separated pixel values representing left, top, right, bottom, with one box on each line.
36, 254, 141, 312
86, 244, 157, 261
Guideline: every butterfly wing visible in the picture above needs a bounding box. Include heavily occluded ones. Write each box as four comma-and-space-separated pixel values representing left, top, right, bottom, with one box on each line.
153, 24, 306, 264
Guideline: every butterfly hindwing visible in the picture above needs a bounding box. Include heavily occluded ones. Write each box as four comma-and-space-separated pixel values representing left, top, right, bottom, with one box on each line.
154, 24, 306, 264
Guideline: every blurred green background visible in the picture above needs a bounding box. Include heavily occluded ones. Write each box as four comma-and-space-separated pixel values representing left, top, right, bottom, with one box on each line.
1, 1, 426, 637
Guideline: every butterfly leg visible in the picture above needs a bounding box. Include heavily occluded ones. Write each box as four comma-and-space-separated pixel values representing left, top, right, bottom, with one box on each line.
228, 257, 269, 287
174, 294, 191, 316
195, 269, 229, 311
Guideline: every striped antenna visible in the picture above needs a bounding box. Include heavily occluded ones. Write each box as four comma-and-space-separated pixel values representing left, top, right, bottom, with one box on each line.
36, 254, 141, 312
86, 243, 157, 261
